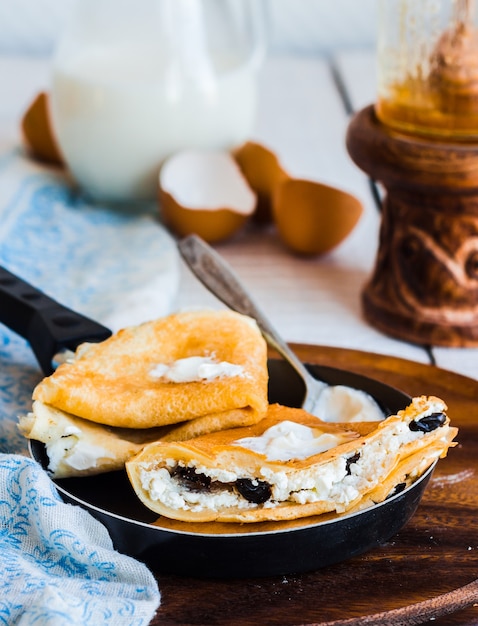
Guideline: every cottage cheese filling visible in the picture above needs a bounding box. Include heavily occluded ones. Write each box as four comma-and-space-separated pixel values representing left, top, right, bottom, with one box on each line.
139, 416, 444, 515
46, 427, 115, 473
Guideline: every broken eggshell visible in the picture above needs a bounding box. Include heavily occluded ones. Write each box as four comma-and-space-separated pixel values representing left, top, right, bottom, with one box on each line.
158, 150, 257, 243
273, 178, 363, 256
233, 141, 288, 224
233, 140, 363, 256
21, 92, 64, 166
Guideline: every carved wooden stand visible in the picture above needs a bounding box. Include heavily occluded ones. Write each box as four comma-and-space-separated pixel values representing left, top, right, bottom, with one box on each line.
346, 105, 478, 347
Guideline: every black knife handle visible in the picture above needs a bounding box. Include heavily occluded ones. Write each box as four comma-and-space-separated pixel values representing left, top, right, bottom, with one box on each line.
0, 266, 112, 374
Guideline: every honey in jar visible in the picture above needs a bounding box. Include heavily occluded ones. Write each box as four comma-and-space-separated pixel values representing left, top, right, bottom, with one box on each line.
376, 0, 478, 140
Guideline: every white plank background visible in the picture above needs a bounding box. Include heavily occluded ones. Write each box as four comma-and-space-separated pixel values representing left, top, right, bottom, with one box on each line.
0, 0, 379, 55
174, 54, 429, 365
264, 0, 378, 55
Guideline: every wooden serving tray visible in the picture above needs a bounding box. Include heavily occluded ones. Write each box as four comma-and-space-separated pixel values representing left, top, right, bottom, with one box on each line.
149, 345, 478, 626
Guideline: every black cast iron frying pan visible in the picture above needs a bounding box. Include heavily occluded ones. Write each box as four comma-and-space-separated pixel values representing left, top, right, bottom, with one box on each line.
0, 264, 433, 579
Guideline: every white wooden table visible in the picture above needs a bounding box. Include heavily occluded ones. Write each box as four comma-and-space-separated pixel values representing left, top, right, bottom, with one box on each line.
1, 51, 478, 382
177, 51, 478, 381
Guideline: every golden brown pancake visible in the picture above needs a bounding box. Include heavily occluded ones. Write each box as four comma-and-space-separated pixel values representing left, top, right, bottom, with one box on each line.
32, 309, 269, 433
21, 398, 266, 479
126, 398, 458, 523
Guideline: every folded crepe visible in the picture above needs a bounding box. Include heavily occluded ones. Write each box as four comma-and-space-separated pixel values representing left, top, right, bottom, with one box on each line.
19, 401, 171, 478
32, 309, 269, 437
126, 397, 458, 523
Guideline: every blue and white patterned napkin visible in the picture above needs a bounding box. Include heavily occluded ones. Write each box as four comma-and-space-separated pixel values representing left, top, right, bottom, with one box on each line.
0, 453, 160, 625
0, 147, 180, 623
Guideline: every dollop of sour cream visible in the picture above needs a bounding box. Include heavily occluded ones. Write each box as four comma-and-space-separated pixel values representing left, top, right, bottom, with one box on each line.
316, 385, 385, 422
149, 355, 246, 383
233, 420, 354, 462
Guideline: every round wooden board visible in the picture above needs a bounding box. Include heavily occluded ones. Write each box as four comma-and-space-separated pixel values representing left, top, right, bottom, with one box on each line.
149, 345, 478, 626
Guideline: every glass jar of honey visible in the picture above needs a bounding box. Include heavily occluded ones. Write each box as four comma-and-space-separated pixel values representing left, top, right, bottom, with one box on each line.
376, 0, 478, 139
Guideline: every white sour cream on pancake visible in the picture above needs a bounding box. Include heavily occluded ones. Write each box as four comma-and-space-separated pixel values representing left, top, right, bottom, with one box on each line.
149, 355, 246, 382
233, 420, 354, 461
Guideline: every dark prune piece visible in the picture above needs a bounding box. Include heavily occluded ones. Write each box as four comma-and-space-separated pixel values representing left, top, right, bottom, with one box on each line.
345, 452, 361, 475
409, 412, 446, 433
235, 478, 272, 504
173, 466, 211, 491
386, 482, 407, 499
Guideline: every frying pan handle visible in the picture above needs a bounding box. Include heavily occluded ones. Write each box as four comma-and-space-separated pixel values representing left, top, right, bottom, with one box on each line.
0, 266, 112, 374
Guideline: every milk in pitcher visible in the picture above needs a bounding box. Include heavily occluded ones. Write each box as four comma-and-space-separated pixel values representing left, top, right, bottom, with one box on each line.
50, 0, 264, 202
51, 45, 257, 202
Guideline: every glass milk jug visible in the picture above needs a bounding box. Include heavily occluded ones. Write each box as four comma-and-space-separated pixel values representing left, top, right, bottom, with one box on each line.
50, 0, 265, 202
376, 0, 478, 139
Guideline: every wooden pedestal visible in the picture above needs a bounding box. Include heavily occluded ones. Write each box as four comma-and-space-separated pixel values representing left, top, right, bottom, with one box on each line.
346, 105, 478, 347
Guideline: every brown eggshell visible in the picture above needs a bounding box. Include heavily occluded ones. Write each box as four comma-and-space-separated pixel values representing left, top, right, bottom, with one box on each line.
160, 192, 253, 243
158, 150, 257, 243
233, 141, 288, 224
272, 178, 363, 256
21, 92, 64, 166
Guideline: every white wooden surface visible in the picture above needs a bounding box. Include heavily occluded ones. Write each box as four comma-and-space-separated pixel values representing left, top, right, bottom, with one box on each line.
174, 55, 429, 365
265, 0, 378, 55
1, 51, 477, 382
0, 0, 379, 56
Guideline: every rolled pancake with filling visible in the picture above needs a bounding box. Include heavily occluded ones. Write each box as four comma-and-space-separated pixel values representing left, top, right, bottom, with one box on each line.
126, 397, 458, 523
347, 436, 449, 515
19, 401, 171, 478
32, 309, 269, 433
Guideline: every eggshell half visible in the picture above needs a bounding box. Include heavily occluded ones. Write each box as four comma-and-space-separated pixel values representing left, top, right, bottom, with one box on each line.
233, 141, 288, 224
273, 178, 363, 256
21, 92, 64, 166
159, 150, 256, 243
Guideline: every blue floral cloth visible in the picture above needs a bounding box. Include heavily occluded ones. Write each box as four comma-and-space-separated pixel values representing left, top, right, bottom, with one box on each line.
0, 148, 179, 623
0, 454, 160, 625
0, 148, 179, 454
